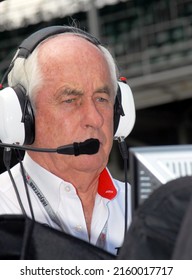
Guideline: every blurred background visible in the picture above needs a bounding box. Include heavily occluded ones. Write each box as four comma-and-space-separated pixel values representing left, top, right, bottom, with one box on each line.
0, 0, 192, 180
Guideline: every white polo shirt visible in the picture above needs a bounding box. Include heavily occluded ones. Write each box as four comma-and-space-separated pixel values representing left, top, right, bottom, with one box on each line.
0, 153, 132, 255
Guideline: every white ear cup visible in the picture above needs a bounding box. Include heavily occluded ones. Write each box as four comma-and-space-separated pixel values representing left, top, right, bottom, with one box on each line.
0, 87, 25, 144
114, 82, 136, 139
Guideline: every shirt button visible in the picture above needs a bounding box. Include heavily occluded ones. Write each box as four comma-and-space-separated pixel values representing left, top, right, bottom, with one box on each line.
75, 225, 82, 232
65, 186, 71, 192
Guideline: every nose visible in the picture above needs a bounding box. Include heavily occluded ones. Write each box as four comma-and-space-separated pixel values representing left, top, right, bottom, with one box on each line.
80, 99, 104, 130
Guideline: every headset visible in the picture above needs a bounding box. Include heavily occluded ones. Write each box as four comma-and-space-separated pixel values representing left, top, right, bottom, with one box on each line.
0, 25, 135, 145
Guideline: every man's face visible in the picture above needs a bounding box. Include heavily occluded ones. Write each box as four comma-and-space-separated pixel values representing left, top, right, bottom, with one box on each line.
32, 35, 115, 176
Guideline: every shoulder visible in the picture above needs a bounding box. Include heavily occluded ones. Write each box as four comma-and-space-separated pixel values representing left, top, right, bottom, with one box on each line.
0, 163, 21, 193
113, 178, 126, 188
111, 177, 132, 211
113, 178, 131, 195
0, 163, 23, 213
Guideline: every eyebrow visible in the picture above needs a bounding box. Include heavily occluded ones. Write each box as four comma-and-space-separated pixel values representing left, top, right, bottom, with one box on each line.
56, 85, 112, 100
94, 85, 111, 95
61, 87, 84, 96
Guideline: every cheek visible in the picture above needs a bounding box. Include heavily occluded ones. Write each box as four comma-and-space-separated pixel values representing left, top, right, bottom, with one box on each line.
34, 107, 75, 147
105, 109, 114, 132
103, 112, 114, 147
34, 109, 58, 143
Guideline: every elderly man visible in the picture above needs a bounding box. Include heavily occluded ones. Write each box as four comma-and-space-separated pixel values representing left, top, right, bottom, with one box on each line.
0, 26, 135, 255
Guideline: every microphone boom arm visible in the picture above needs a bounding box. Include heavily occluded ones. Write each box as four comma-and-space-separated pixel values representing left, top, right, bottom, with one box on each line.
0, 138, 100, 156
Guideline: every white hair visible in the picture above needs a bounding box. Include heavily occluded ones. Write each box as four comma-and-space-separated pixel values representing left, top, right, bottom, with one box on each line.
99, 45, 119, 94
8, 32, 119, 111
7, 47, 41, 110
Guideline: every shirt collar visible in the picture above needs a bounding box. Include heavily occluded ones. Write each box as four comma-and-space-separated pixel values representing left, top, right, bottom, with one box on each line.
98, 168, 117, 200
24, 154, 117, 202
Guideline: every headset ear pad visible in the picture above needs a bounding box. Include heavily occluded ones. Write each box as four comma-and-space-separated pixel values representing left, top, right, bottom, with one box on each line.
0, 85, 35, 145
114, 81, 136, 139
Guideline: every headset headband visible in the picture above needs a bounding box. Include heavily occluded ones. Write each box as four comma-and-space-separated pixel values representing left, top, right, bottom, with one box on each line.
17, 26, 101, 59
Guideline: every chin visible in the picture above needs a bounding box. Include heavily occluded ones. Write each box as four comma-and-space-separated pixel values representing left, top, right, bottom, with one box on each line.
74, 153, 108, 172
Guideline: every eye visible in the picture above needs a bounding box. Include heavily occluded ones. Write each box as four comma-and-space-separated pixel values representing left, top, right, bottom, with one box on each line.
96, 96, 109, 103
63, 98, 76, 104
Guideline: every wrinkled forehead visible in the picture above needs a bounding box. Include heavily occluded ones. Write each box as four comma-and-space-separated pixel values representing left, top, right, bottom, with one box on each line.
37, 34, 109, 72
36, 33, 117, 96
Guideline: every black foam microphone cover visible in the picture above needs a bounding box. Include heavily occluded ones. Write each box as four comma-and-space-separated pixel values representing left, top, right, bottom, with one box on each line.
56, 138, 100, 156
73, 138, 100, 156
